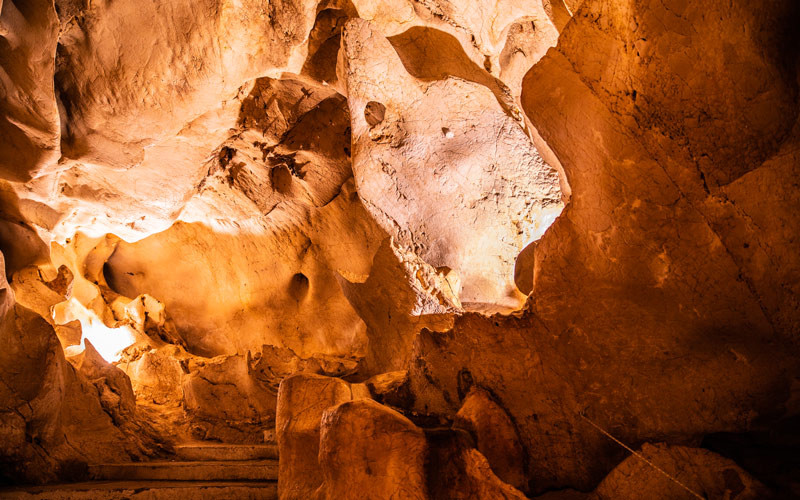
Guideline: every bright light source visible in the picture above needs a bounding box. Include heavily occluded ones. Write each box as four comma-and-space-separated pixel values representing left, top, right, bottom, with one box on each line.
77, 316, 137, 363
53, 298, 137, 363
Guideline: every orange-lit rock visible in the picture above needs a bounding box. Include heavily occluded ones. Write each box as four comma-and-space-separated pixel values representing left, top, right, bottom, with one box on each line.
0, 252, 160, 483
276, 373, 369, 500
453, 386, 526, 491
591, 444, 769, 500
1, 0, 799, 496
340, 18, 563, 310
317, 399, 429, 500
427, 429, 528, 500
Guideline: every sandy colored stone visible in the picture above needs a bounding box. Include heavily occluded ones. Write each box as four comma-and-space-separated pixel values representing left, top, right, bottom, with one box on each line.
0, 252, 156, 483
276, 373, 369, 500
337, 237, 457, 374
365, 370, 413, 410
250, 345, 360, 393
592, 443, 769, 500
317, 399, 429, 500
409, 0, 800, 494
182, 353, 277, 443
0, 0, 799, 495
340, 18, 563, 310
427, 429, 528, 500
96, 81, 381, 359
69, 340, 137, 422
0, 0, 60, 182
453, 386, 526, 491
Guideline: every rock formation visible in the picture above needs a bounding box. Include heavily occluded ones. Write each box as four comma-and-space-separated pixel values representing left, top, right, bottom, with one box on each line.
317, 399, 429, 500
1, 0, 799, 498
276, 373, 369, 499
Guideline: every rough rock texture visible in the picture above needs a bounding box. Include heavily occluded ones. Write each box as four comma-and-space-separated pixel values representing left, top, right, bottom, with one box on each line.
0, 0, 60, 181
0, 252, 156, 484
1, 0, 799, 495
537, 443, 771, 500
2, 2, 571, 464
591, 444, 769, 500
365, 370, 413, 409
317, 399, 429, 500
276, 373, 369, 500
181, 353, 278, 443
408, 0, 800, 494
426, 429, 528, 500
341, 18, 563, 310
453, 386, 526, 491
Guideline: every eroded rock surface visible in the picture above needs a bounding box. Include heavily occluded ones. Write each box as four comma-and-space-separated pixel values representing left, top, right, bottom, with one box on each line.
427, 430, 528, 500
317, 398, 429, 500
276, 373, 369, 500
409, 0, 800, 494
0, 252, 158, 483
591, 444, 769, 500
453, 386, 526, 491
341, 18, 563, 310
1, 0, 798, 496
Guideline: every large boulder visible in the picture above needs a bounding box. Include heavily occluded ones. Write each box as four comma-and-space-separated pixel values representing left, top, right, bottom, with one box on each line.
182, 353, 277, 443
365, 370, 413, 410
592, 443, 770, 500
276, 373, 369, 500
453, 386, 526, 491
317, 399, 429, 500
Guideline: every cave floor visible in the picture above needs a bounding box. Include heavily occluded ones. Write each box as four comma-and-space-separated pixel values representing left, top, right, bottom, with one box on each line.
0, 443, 279, 499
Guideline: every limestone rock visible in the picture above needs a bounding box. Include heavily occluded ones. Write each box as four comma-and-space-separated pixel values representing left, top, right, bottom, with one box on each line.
0, 0, 60, 181
250, 344, 361, 394
453, 386, 526, 491
409, 0, 800, 494
365, 370, 413, 410
317, 399, 429, 500
98, 83, 379, 358
592, 444, 770, 500
427, 429, 528, 500
337, 237, 457, 374
119, 345, 186, 407
55, 0, 319, 169
276, 373, 370, 500
1, 0, 799, 495
340, 18, 563, 310
0, 252, 155, 483
182, 353, 277, 443
69, 340, 137, 423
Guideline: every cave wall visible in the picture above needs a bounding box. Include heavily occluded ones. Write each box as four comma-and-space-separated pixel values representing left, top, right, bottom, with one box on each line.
410, 0, 800, 493
0, 0, 799, 495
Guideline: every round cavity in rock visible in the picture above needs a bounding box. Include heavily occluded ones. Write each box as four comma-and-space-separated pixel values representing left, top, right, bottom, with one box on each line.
364, 101, 386, 127
288, 273, 310, 301
271, 164, 293, 194
441, 127, 454, 138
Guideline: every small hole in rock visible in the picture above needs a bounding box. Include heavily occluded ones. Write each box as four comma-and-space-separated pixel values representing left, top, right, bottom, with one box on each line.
289, 273, 310, 301
364, 101, 386, 127
271, 165, 293, 194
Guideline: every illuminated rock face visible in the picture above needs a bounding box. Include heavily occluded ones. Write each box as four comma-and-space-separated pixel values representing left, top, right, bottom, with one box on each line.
0, 252, 162, 483
1, 0, 799, 497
